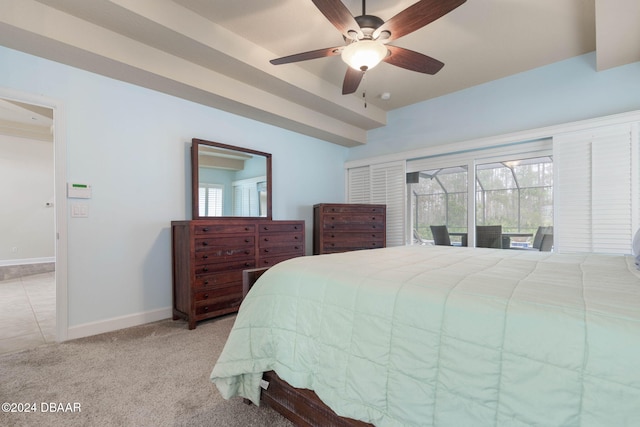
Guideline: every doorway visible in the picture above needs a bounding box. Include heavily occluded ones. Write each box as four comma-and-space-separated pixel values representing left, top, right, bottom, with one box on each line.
0, 90, 67, 353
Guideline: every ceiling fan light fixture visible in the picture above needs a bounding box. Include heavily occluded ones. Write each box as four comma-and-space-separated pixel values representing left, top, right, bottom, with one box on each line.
341, 40, 387, 71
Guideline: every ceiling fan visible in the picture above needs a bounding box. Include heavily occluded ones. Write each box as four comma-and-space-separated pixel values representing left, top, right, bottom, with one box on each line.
270, 0, 467, 95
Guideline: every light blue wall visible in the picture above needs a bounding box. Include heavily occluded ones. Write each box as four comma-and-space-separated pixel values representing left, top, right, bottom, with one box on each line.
0, 46, 348, 327
349, 52, 640, 161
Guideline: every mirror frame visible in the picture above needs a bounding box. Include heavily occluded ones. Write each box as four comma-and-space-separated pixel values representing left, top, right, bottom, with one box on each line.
191, 138, 272, 220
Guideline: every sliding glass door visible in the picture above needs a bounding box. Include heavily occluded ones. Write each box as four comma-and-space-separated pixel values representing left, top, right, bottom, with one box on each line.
409, 154, 553, 249
409, 166, 468, 246
475, 156, 553, 248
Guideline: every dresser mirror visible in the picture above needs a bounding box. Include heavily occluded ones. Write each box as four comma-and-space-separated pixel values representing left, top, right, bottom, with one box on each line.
191, 138, 272, 219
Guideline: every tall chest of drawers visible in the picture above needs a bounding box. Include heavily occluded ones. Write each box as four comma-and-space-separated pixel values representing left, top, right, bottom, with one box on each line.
172, 218, 304, 329
313, 203, 386, 255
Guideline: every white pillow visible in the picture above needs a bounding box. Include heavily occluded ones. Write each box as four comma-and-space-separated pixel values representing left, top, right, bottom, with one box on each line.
633, 228, 640, 256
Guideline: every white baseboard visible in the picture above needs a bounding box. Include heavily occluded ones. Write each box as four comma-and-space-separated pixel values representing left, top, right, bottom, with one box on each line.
0, 257, 55, 267
66, 307, 172, 341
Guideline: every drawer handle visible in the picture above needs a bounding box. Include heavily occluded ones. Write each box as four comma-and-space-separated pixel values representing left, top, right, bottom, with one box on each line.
245, 227, 250, 231
203, 306, 209, 312
294, 225, 299, 229
294, 246, 299, 250
204, 293, 209, 298
264, 260, 270, 265
263, 226, 269, 231
245, 239, 250, 243
264, 249, 270, 253
245, 250, 250, 254
331, 226, 335, 229
372, 217, 376, 220
264, 238, 269, 242
202, 242, 208, 246
202, 268, 209, 272
245, 262, 251, 266
202, 255, 208, 259
294, 236, 299, 240
331, 234, 335, 238
204, 280, 209, 285
203, 227, 209, 232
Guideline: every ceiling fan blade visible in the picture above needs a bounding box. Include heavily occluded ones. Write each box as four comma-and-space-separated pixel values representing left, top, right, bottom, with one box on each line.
373, 0, 466, 42
270, 46, 343, 65
383, 45, 444, 74
342, 67, 364, 94
312, 0, 363, 40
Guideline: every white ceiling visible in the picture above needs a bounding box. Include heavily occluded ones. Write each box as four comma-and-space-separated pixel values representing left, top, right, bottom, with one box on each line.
0, 0, 638, 147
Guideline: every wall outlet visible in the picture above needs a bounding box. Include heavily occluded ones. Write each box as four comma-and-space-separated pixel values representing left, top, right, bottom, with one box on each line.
11, 247, 18, 253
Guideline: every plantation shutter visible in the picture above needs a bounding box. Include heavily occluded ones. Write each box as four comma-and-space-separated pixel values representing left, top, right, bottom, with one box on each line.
347, 166, 371, 203
371, 162, 406, 247
347, 162, 406, 246
554, 122, 639, 254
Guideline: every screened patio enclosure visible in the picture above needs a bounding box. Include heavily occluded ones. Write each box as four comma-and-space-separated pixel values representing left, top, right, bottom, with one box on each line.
411, 156, 553, 248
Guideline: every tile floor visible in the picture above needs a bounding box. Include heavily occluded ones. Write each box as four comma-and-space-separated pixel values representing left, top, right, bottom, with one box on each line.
0, 272, 56, 355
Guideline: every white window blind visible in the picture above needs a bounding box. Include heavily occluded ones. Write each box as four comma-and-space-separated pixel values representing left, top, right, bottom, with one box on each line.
554, 123, 639, 254
347, 162, 406, 247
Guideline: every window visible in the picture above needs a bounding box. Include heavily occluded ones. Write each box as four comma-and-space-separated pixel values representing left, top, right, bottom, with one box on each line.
410, 166, 468, 245
199, 183, 223, 217
476, 156, 553, 247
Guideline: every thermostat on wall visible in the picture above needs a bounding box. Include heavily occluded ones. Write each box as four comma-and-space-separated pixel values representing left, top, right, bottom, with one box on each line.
67, 183, 92, 199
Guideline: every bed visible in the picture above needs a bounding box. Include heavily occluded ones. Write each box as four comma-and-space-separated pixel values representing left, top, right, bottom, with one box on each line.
210, 245, 640, 426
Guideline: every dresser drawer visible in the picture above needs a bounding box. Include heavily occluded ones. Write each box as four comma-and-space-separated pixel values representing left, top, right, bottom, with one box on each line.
194, 284, 240, 301
322, 219, 384, 231
260, 244, 304, 257
258, 223, 303, 233
195, 235, 254, 251
194, 223, 255, 235
195, 294, 243, 316
259, 253, 303, 268
194, 271, 243, 289
193, 247, 255, 264
321, 205, 385, 214
259, 232, 304, 247
322, 231, 384, 242
323, 239, 384, 252
195, 259, 256, 275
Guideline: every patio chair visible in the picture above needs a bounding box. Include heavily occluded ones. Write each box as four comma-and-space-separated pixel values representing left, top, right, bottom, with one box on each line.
511, 226, 553, 251
531, 226, 553, 250
413, 229, 429, 245
476, 225, 502, 248
430, 225, 452, 246
539, 232, 554, 252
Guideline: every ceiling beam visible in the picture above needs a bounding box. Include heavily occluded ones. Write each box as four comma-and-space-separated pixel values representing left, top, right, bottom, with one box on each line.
0, 0, 388, 147
595, 0, 640, 71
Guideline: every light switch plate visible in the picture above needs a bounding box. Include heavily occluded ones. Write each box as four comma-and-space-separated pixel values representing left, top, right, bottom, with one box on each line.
71, 203, 89, 218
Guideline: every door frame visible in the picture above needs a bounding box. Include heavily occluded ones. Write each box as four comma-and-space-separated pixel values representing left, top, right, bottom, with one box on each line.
0, 87, 68, 341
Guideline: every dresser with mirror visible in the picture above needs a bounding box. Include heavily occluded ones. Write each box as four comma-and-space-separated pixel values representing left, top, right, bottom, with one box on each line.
172, 138, 305, 329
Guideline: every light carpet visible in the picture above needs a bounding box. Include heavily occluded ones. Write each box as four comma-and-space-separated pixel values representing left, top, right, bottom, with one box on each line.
0, 315, 293, 427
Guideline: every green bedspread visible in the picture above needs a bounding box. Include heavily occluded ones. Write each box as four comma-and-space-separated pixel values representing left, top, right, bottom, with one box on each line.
211, 245, 640, 426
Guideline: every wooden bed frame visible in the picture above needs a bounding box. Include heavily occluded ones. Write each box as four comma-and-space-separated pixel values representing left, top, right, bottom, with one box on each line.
254, 370, 373, 427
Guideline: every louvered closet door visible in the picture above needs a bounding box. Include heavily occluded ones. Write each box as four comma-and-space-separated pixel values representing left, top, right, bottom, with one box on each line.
347, 162, 407, 246
347, 166, 371, 203
554, 122, 639, 254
